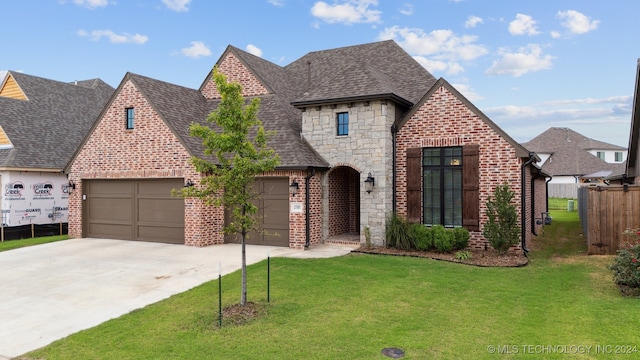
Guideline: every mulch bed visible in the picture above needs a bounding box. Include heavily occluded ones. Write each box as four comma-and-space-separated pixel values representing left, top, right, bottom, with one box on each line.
352, 246, 529, 267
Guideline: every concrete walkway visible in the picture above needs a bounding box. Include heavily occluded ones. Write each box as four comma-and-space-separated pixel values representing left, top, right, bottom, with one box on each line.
0, 238, 356, 359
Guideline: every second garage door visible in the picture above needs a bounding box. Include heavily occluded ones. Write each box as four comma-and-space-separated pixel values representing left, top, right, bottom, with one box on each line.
225, 177, 290, 247
84, 179, 185, 244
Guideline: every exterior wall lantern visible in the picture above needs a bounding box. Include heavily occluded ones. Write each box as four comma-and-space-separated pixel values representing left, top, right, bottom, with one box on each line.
67, 180, 76, 194
289, 179, 299, 196
364, 173, 375, 193
184, 179, 194, 188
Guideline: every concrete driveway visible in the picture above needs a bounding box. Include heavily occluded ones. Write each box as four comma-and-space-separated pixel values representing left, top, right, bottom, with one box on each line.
0, 238, 355, 359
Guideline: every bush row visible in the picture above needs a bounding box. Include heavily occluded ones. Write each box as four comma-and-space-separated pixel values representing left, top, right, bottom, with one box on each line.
385, 213, 469, 253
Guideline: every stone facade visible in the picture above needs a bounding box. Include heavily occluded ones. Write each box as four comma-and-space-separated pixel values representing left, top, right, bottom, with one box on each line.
301, 100, 397, 246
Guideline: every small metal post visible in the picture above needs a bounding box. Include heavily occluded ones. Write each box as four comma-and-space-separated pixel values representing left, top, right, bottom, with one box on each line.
267, 249, 271, 303
218, 262, 222, 328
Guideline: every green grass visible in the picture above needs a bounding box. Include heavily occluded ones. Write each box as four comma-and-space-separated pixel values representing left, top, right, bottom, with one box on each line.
548, 197, 578, 211
0, 235, 68, 252
23, 212, 640, 360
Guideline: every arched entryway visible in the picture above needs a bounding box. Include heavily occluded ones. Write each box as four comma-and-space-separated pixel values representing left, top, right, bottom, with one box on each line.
327, 166, 360, 241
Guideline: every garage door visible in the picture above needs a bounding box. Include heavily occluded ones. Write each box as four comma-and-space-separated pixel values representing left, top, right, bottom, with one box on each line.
84, 179, 185, 244
225, 177, 289, 247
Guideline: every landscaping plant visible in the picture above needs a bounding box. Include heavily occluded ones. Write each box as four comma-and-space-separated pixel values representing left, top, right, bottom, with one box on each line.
482, 183, 520, 254
385, 213, 414, 250
432, 225, 453, 253
609, 228, 640, 296
410, 223, 432, 251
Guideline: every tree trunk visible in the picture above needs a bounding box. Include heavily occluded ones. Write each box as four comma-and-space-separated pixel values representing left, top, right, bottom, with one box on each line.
240, 206, 247, 306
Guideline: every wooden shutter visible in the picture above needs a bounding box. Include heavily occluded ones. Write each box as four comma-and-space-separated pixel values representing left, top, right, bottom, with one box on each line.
462, 144, 480, 231
406, 148, 422, 223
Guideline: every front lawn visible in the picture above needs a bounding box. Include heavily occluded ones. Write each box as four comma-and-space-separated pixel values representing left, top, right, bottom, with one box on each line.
23, 212, 639, 359
0, 235, 68, 252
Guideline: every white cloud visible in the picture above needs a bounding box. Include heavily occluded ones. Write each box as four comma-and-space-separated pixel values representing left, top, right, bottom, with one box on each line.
77, 29, 148, 44
550, 31, 561, 39
464, 15, 483, 29
246, 44, 263, 57
162, 0, 191, 12
413, 56, 464, 75
71, 0, 109, 9
509, 13, 539, 36
399, 3, 413, 16
268, 0, 285, 6
0, 70, 7, 81
378, 26, 488, 74
451, 83, 483, 102
557, 10, 599, 35
485, 44, 554, 77
179, 41, 211, 58
543, 96, 631, 106
311, 0, 382, 25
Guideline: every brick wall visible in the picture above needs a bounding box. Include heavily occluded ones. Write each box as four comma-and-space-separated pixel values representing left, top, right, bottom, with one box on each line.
328, 167, 351, 236
67, 79, 223, 246
200, 51, 270, 100
285, 169, 324, 249
396, 84, 523, 250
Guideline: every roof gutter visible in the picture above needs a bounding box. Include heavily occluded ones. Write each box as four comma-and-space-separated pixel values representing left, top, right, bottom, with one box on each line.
291, 93, 413, 109
521, 153, 536, 255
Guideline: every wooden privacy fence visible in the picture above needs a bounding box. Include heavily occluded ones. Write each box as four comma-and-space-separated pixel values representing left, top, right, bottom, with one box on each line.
585, 185, 640, 255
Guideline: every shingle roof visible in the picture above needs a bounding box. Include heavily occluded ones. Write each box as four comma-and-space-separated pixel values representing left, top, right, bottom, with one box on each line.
0, 71, 113, 170
521, 127, 623, 176
128, 73, 329, 168
87, 41, 444, 170
288, 40, 437, 107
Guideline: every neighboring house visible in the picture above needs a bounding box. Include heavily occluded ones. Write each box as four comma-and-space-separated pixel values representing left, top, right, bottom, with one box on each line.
522, 127, 626, 197
66, 40, 547, 251
0, 71, 113, 239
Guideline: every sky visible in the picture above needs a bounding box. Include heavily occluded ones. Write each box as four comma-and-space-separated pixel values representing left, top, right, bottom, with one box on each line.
1, 0, 637, 147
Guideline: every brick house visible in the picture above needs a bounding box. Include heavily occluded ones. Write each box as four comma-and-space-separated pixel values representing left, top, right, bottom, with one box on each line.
66, 40, 548, 251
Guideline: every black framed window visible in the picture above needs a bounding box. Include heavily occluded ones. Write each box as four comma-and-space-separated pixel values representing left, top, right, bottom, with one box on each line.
597, 151, 605, 160
337, 112, 349, 136
126, 107, 134, 129
423, 147, 462, 227
615, 151, 623, 162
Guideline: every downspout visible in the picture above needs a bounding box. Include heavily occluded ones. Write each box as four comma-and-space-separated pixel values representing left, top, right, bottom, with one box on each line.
391, 124, 398, 213
530, 168, 541, 236
304, 167, 316, 249
545, 176, 553, 212
521, 153, 536, 255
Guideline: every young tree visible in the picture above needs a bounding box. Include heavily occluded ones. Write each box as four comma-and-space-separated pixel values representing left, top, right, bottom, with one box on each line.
482, 182, 520, 254
178, 67, 280, 305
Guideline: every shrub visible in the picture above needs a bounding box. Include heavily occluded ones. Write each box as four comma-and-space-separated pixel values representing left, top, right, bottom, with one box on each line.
432, 225, 453, 253
455, 250, 472, 260
364, 226, 371, 249
608, 228, 640, 296
482, 183, 520, 254
452, 227, 470, 250
385, 213, 414, 251
411, 224, 432, 251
